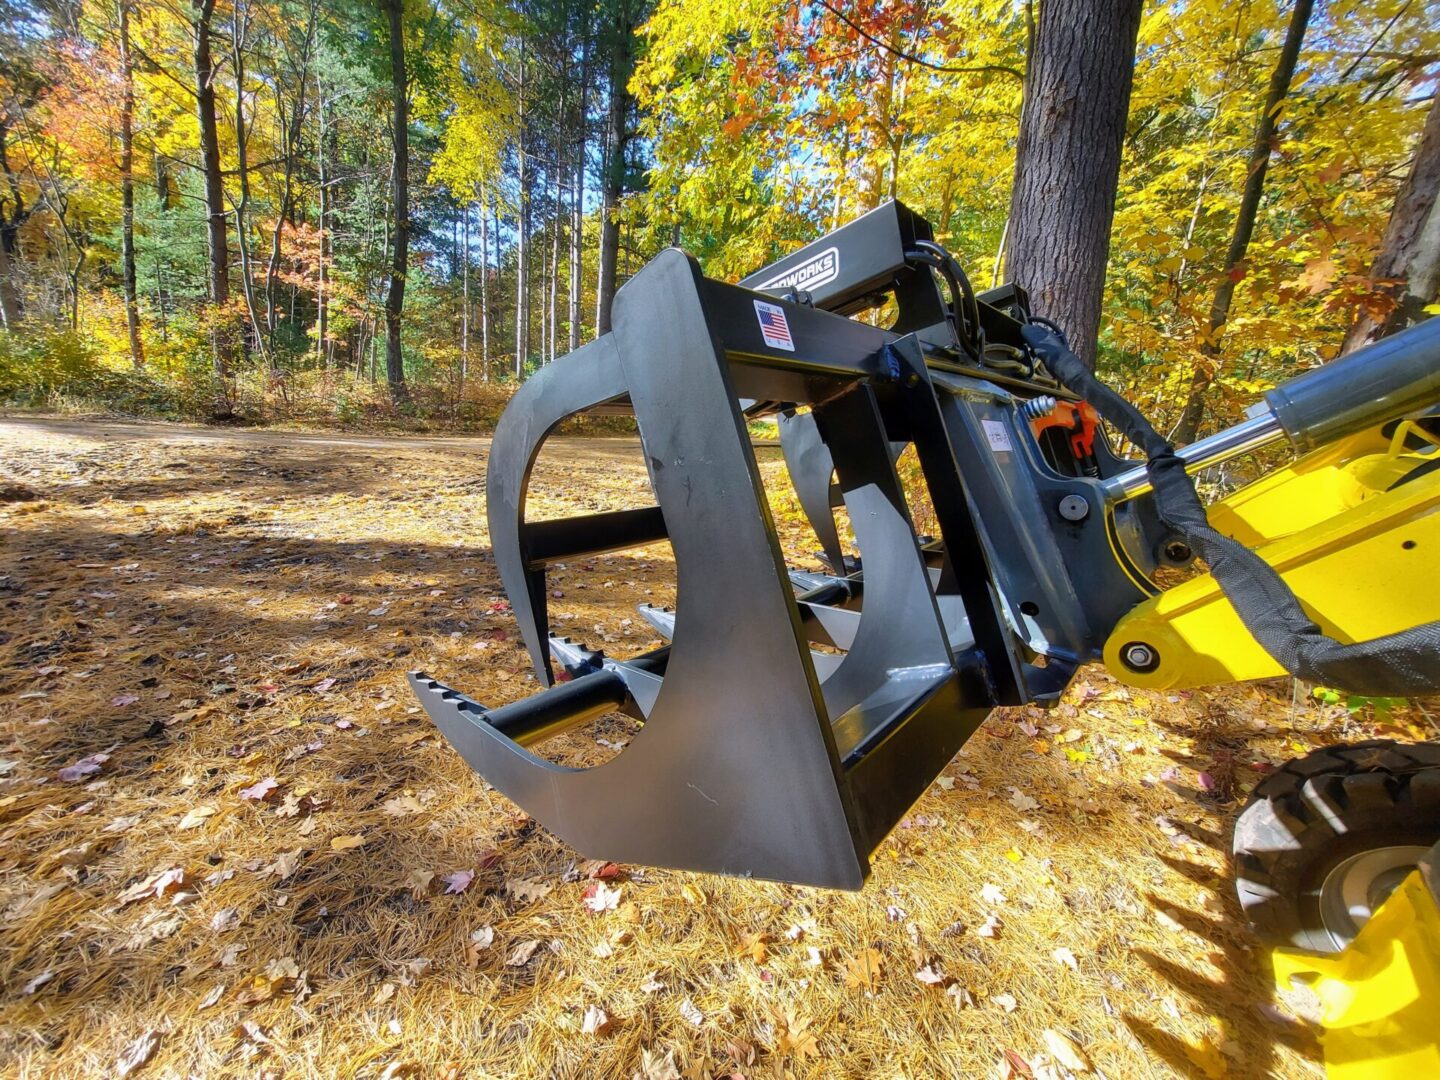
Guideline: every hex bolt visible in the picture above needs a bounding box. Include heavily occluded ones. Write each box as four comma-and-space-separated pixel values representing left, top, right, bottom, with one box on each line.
1057, 494, 1090, 522
1163, 539, 1192, 563
1122, 642, 1158, 672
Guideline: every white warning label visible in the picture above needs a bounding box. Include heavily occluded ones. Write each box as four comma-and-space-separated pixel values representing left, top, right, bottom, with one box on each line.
754, 300, 795, 352
981, 419, 1013, 453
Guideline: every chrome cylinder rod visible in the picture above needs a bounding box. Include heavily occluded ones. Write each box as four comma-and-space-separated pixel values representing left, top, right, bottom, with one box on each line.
1101, 410, 1285, 504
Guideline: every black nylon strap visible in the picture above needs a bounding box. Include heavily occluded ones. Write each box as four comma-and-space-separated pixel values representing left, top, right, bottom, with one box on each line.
1021, 323, 1440, 696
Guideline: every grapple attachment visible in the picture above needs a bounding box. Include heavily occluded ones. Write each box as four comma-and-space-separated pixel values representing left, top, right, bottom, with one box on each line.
409, 203, 1168, 888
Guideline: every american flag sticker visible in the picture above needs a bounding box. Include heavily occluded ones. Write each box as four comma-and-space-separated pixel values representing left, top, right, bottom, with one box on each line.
754, 300, 795, 352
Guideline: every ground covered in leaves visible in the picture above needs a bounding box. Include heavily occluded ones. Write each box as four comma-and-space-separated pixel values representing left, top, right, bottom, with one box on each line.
1, 414, 1434, 1079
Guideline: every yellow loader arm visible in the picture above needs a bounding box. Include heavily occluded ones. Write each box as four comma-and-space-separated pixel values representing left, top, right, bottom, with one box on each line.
1106, 422, 1440, 690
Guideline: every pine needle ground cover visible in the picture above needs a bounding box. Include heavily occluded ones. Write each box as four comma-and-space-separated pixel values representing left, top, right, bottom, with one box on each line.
2, 415, 1431, 1078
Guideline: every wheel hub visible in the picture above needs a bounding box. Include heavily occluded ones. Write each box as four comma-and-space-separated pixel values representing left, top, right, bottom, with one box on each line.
1318, 845, 1428, 950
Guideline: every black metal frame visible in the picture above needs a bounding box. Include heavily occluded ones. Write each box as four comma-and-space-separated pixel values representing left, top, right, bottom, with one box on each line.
410, 202, 1174, 889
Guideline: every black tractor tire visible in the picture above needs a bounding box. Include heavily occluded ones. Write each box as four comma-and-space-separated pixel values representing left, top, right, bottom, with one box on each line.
1232, 738, 1440, 952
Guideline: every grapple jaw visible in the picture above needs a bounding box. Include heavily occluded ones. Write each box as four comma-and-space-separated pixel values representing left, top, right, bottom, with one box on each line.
409, 206, 1157, 888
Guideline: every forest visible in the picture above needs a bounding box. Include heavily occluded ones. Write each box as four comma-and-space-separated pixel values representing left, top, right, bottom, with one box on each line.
0, 0, 1436, 433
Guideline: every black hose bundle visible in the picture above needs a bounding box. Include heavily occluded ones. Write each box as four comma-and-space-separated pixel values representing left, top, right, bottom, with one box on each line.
1021, 322, 1440, 697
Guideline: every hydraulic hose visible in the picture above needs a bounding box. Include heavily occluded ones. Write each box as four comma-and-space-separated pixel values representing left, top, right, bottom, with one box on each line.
1021, 322, 1440, 697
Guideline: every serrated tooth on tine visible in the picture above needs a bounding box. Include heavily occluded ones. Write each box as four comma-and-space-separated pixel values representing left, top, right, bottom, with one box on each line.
548, 633, 604, 676
408, 671, 489, 717
637, 603, 676, 640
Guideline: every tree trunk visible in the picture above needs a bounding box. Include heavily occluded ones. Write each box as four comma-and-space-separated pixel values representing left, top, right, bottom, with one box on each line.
461, 200, 470, 380
569, 30, 589, 351
595, 0, 637, 336
1, 117, 30, 330
1172, 0, 1314, 443
192, 0, 232, 413
230, 3, 268, 365
480, 193, 490, 381
266, 8, 314, 348
514, 41, 529, 379
1342, 97, 1440, 353
118, 0, 143, 366
0, 227, 22, 330
315, 78, 328, 368
549, 188, 560, 362
382, 0, 411, 405
1005, 0, 1143, 371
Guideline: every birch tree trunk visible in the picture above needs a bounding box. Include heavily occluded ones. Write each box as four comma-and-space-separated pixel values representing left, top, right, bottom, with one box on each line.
118, 0, 144, 366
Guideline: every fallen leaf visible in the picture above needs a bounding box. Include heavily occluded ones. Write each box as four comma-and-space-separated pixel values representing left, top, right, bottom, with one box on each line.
679, 883, 705, 905
382, 794, 426, 816
679, 997, 704, 1027
633, 1048, 681, 1080
734, 930, 768, 964
177, 805, 216, 830
267, 848, 303, 879
640, 972, 665, 994
843, 947, 884, 992
59, 752, 110, 782
946, 984, 975, 1010
393, 730, 432, 748
583, 860, 623, 880
1052, 946, 1079, 970
1007, 788, 1039, 813
1043, 1029, 1091, 1072
198, 984, 225, 1009
978, 913, 1004, 938
465, 926, 495, 968
772, 1008, 820, 1058
371, 982, 396, 1005
115, 1029, 162, 1077
263, 956, 300, 982
22, 969, 54, 995
914, 962, 948, 986
582, 880, 622, 913
210, 907, 240, 932
112, 694, 140, 707
443, 869, 474, 895
238, 778, 279, 802
117, 867, 188, 906
980, 883, 1007, 906
1000, 1048, 1035, 1078
330, 833, 365, 851
581, 1004, 615, 1036
406, 870, 436, 900
505, 877, 552, 904
993, 992, 1019, 1013
505, 939, 542, 967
